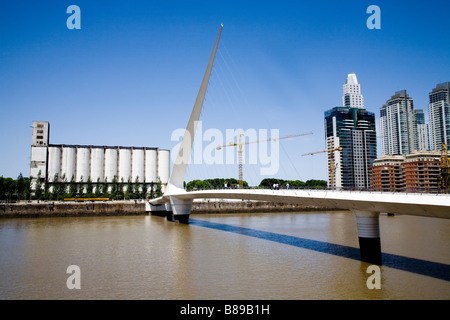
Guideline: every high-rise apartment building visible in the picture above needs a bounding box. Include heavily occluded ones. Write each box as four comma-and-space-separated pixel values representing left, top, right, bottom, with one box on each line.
415, 109, 430, 151
379, 90, 417, 155
324, 74, 377, 190
342, 73, 364, 109
428, 82, 450, 151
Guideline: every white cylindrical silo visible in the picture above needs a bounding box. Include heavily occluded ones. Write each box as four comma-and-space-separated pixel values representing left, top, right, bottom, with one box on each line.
104, 147, 118, 182
48, 146, 61, 181
132, 148, 145, 183
145, 148, 157, 183
61, 146, 76, 181
118, 147, 132, 183
91, 147, 104, 183
157, 149, 170, 184
76, 147, 91, 182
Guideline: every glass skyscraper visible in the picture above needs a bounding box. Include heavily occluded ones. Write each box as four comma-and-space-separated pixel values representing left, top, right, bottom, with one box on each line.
379, 90, 417, 155
428, 82, 450, 151
415, 109, 430, 151
324, 74, 377, 190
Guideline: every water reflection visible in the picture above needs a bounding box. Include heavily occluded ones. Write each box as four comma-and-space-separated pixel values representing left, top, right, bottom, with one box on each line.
190, 218, 450, 281
0, 212, 449, 299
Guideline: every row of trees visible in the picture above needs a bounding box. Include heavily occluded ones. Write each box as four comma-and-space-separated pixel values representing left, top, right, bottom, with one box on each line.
33, 172, 163, 201
185, 178, 248, 191
0, 174, 31, 202
1, 172, 328, 202
259, 178, 327, 189
184, 177, 327, 191
1, 171, 163, 202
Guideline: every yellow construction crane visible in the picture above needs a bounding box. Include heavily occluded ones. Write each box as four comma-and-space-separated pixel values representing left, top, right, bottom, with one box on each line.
217, 132, 313, 189
302, 144, 342, 190
441, 143, 450, 192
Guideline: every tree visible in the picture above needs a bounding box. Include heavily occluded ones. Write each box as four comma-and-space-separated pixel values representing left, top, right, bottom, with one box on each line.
305, 179, 327, 189
284, 180, 305, 188
155, 178, 162, 197
86, 177, 93, 197
0, 176, 5, 201
186, 179, 211, 191
51, 173, 59, 200
149, 182, 155, 199
110, 176, 118, 199
94, 178, 101, 197
259, 178, 285, 188
102, 177, 109, 197
118, 177, 125, 199
141, 183, 147, 199
34, 170, 43, 200
134, 176, 140, 198
78, 176, 84, 196
23, 177, 31, 200
43, 177, 50, 200
16, 173, 25, 200
58, 173, 67, 199
126, 177, 133, 199
69, 175, 77, 197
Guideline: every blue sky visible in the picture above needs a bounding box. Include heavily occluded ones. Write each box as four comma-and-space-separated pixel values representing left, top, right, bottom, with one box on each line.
1, 0, 449, 185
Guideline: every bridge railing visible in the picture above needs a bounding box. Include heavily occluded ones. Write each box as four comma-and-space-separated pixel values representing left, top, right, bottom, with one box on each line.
185, 185, 450, 195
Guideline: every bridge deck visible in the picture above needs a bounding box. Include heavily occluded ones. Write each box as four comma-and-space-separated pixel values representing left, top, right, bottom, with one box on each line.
150, 189, 450, 219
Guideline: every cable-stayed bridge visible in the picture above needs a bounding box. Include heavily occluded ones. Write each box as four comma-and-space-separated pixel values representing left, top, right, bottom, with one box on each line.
146, 24, 450, 265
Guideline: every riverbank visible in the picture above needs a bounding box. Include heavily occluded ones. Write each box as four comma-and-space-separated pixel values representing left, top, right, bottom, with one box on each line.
191, 200, 337, 214
0, 201, 146, 218
0, 200, 340, 218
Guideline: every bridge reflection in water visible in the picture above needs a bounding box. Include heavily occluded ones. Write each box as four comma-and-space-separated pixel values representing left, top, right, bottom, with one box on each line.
189, 218, 450, 282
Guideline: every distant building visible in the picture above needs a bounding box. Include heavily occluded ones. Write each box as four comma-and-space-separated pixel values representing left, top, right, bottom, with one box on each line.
29, 121, 170, 193
404, 151, 441, 192
379, 90, 417, 155
324, 73, 377, 190
372, 151, 441, 192
342, 73, 364, 109
428, 82, 450, 151
415, 109, 430, 151
372, 155, 405, 192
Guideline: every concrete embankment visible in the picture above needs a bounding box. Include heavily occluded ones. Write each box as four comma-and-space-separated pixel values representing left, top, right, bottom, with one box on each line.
191, 200, 337, 214
0, 201, 146, 218
0, 200, 339, 218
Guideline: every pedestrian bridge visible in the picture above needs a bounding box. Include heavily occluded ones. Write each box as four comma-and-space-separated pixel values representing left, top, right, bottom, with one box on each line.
149, 188, 450, 219
146, 24, 450, 265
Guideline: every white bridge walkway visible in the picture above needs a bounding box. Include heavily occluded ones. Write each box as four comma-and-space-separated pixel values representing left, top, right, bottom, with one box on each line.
150, 188, 450, 219
146, 25, 450, 265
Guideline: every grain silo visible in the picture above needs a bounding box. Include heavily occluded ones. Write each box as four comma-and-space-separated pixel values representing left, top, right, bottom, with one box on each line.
145, 148, 158, 183
132, 147, 145, 183
61, 146, 76, 181
118, 147, 132, 183
30, 121, 170, 194
158, 149, 170, 185
76, 146, 91, 182
47, 145, 61, 181
104, 147, 118, 183
90, 146, 105, 183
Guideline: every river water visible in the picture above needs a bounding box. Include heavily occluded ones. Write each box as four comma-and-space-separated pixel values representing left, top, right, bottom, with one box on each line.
0, 211, 449, 300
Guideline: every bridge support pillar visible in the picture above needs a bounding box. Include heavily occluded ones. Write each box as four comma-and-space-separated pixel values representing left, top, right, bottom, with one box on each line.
353, 210, 382, 265
168, 196, 193, 224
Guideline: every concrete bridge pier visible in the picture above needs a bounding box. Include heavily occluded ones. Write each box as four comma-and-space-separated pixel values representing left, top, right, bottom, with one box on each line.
353, 210, 382, 265
169, 196, 192, 224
